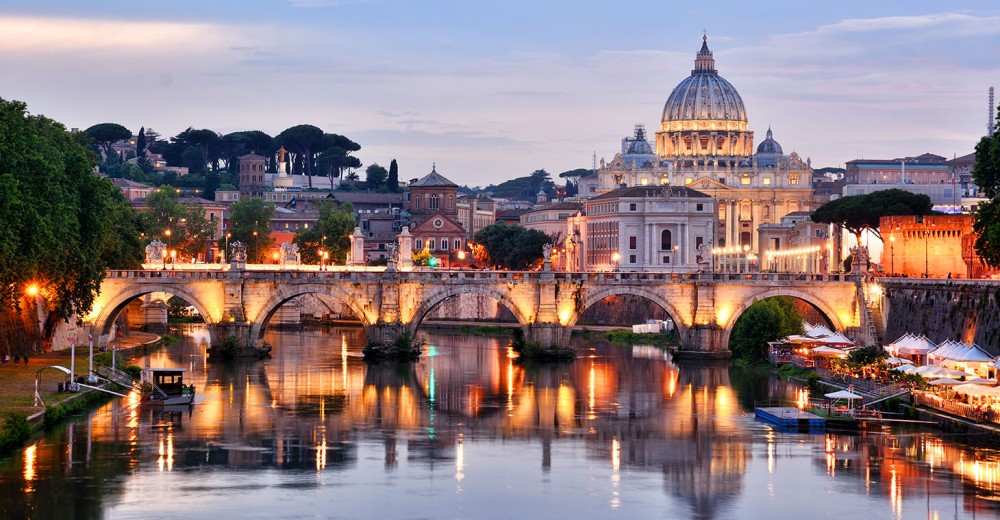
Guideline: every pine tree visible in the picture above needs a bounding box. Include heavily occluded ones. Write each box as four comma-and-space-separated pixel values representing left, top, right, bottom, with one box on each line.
387, 159, 400, 192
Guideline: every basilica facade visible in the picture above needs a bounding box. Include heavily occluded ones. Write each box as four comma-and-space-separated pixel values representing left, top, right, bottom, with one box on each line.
577, 36, 816, 255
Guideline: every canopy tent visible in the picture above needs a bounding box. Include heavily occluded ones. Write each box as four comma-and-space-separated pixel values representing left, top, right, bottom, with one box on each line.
952, 384, 1000, 397
931, 341, 995, 363
825, 390, 863, 400
928, 378, 966, 386
885, 356, 913, 366
811, 345, 848, 357
893, 364, 921, 375
896, 335, 937, 356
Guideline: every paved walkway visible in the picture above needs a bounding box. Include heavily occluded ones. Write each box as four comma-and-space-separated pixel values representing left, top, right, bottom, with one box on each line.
0, 332, 159, 417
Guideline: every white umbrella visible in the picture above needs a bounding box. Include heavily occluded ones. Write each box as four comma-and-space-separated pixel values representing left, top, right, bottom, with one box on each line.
812, 345, 847, 357
825, 390, 863, 400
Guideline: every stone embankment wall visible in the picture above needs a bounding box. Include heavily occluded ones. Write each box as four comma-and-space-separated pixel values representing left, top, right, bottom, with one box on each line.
880, 280, 1000, 355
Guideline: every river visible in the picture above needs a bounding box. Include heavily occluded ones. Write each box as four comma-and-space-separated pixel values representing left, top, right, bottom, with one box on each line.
1, 325, 999, 519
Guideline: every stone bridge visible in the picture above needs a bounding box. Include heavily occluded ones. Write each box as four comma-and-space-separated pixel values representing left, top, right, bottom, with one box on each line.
82, 268, 871, 357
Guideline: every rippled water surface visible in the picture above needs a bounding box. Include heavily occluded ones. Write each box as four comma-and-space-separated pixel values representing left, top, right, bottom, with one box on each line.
2, 325, 999, 519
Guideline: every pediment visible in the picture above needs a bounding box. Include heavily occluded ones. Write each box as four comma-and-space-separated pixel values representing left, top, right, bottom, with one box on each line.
688, 177, 733, 191
410, 212, 465, 233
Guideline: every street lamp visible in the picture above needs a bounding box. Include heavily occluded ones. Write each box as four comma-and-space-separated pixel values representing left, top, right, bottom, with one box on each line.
164, 228, 172, 269
457, 249, 466, 270
252, 229, 258, 263
611, 251, 621, 272
671, 244, 679, 274
321, 251, 329, 271
225, 232, 231, 263
170, 250, 176, 269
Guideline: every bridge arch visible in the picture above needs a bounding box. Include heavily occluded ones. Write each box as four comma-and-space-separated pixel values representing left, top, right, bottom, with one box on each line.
719, 288, 848, 349
408, 284, 531, 334
566, 285, 689, 342
91, 284, 217, 337
250, 284, 374, 340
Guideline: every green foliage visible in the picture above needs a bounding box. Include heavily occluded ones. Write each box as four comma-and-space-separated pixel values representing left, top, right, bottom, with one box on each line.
472, 222, 550, 270
604, 329, 677, 346
219, 335, 241, 360
141, 186, 215, 261
0, 98, 143, 318
811, 189, 933, 242
973, 118, 1000, 267
387, 159, 400, 192
224, 197, 276, 263
84, 122, 131, 161
846, 345, 887, 366
365, 163, 388, 189
293, 201, 355, 264
412, 244, 434, 266
729, 297, 804, 361
122, 365, 143, 379
487, 169, 556, 200
0, 413, 32, 456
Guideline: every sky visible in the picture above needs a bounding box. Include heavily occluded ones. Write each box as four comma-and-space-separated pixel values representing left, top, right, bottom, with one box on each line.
1, 1, 998, 187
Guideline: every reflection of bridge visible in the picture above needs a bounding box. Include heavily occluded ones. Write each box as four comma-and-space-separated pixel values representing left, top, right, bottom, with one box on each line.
86, 269, 871, 354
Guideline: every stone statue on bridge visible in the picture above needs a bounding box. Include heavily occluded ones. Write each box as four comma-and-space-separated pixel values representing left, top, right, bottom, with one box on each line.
230, 241, 247, 266
145, 239, 166, 264
849, 244, 870, 274
696, 239, 713, 272
279, 242, 299, 265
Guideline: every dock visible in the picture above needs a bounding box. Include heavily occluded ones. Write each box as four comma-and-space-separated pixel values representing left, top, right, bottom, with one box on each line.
755, 407, 826, 429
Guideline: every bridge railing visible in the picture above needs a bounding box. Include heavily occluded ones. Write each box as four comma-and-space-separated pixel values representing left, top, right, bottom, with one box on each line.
106, 269, 862, 284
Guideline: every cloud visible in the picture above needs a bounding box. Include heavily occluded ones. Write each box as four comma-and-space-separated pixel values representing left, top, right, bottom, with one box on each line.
0, 15, 232, 54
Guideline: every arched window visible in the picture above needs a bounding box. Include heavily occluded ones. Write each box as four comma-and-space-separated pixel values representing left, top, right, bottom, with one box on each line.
429, 194, 440, 210
660, 229, 672, 251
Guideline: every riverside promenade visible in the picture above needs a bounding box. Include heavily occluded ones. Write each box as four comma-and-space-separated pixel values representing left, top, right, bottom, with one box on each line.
0, 332, 159, 419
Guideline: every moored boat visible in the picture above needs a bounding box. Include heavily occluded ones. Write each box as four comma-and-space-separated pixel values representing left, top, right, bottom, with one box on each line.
143, 368, 195, 406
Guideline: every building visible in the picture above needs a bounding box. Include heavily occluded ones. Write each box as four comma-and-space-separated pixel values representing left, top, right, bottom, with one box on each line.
757, 211, 836, 273
842, 153, 968, 210
406, 166, 468, 266
880, 215, 1000, 279
566, 186, 715, 272
457, 196, 497, 241
581, 36, 816, 254
520, 201, 582, 240
110, 177, 156, 202
238, 153, 268, 199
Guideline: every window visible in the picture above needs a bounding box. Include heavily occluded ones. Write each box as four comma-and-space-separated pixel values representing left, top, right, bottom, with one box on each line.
660, 229, 672, 250
629, 236, 637, 249
415, 239, 423, 250
629, 203, 637, 211
662, 256, 669, 263
640, 178, 648, 186
429, 239, 437, 250
740, 176, 751, 185
454, 239, 461, 250
789, 174, 799, 185
429, 194, 440, 209
696, 236, 704, 249
629, 254, 637, 263
233, 194, 239, 201
763, 177, 772, 185
284, 223, 289, 229
685, 177, 693, 185
739, 201, 752, 221
696, 203, 703, 211
282, 194, 287, 202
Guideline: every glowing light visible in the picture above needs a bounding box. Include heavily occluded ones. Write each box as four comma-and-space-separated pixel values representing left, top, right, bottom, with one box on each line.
455, 433, 465, 482
26, 284, 38, 296
612, 436, 621, 471
715, 305, 732, 326
23, 444, 37, 492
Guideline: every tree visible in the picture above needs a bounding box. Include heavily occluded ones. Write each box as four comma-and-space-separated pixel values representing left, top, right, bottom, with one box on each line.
84, 123, 132, 162
365, 163, 388, 190
223, 198, 275, 263
171, 128, 221, 174
387, 159, 400, 192
135, 126, 154, 173
1, 98, 143, 322
729, 297, 803, 361
277, 124, 325, 186
317, 133, 363, 182
488, 169, 557, 201
472, 222, 550, 270
973, 110, 1000, 267
811, 189, 933, 243
140, 186, 215, 261
292, 201, 355, 264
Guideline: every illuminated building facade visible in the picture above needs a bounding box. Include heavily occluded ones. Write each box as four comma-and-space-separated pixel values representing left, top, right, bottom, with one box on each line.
579, 36, 816, 255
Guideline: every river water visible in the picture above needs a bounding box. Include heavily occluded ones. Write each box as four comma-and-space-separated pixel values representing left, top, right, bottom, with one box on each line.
2, 325, 999, 519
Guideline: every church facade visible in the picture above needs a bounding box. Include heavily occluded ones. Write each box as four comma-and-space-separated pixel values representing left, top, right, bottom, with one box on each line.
577, 37, 817, 255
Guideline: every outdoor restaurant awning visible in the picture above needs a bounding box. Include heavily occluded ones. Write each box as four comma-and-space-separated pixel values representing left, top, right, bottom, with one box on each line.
825, 390, 863, 400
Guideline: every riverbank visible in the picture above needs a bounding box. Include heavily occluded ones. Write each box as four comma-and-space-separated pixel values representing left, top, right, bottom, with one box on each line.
0, 331, 161, 456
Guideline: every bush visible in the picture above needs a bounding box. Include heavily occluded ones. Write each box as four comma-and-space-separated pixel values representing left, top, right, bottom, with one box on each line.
0, 413, 33, 456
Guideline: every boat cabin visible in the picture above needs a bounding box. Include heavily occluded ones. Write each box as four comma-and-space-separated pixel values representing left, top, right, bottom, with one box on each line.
150, 368, 187, 395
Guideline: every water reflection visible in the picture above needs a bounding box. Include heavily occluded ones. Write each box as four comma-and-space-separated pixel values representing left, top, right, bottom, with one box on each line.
0, 325, 997, 519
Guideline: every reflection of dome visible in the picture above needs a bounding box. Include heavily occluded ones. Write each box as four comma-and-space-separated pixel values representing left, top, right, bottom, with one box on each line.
661, 36, 747, 125
755, 128, 782, 155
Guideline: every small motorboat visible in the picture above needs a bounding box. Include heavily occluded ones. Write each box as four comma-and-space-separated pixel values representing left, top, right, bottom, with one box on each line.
143, 368, 195, 406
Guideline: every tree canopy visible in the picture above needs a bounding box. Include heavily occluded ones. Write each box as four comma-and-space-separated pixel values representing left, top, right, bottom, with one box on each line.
1, 99, 143, 320
810, 189, 933, 241
487, 169, 556, 200
472, 222, 550, 270
140, 186, 215, 261
223, 198, 275, 263
729, 297, 803, 362
973, 112, 1000, 267
292, 201, 356, 265
84, 122, 132, 160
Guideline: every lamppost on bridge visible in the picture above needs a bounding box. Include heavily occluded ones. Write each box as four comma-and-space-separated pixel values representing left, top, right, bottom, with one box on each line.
170, 249, 176, 269
252, 227, 258, 264
225, 232, 231, 263
671, 244, 679, 274
164, 228, 172, 269
611, 251, 621, 272
320, 250, 329, 271
457, 249, 466, 270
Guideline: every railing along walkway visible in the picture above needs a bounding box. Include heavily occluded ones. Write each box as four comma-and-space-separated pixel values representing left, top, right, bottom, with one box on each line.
913, 391, 1000, 424
815, 368, 910, 406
